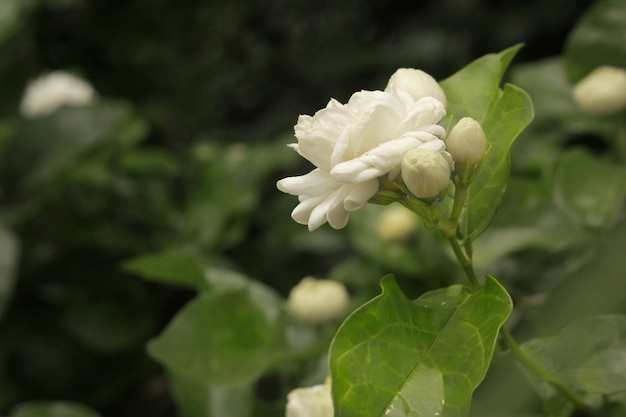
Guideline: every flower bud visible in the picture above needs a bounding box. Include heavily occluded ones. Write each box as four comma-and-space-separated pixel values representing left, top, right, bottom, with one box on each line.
286, 379, 333, 417
401, 149, 452, 199
573, 65, 626, 117
385, 68, 447, 105
20, 71, 96, 118
286, 277, 349, 323
446, 117, 487, 164
377, 205, 417, 242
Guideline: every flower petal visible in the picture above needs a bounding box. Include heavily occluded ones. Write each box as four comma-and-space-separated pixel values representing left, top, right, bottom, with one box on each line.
330, 135, 441, 183
277, 169, 337, 197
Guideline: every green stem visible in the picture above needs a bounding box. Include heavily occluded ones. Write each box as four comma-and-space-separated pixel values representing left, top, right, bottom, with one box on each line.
500, 327, 595, 415
449, 183, 469, 227
448, 236, 479, 290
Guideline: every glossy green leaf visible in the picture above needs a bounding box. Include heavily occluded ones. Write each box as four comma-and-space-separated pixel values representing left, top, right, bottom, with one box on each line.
564, 0, 626, 83
122, 250, 205, 290
441, 46, 534, 240
148, 284, 285, 385
467, 84, 534, 240
553, 149, 626, 229
9, 402, 101, 417
329, 276, 512, 417
521, 315, 626, 401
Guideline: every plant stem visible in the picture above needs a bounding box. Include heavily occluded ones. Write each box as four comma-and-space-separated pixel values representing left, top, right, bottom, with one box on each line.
449, 183, 469, 227
448, 236, 479, 290
499, 327, 595, 415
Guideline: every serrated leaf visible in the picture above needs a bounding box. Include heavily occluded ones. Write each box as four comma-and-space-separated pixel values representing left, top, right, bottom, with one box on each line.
329, 276, 512, 417
521, 315, 626, 403
553, 149, 626, 229
440, 46, 534, 241
147, 284, 285, 385
564, 0, 626, 83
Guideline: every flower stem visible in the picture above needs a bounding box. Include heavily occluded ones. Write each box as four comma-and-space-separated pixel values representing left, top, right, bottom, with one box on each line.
500, 326, 595, 415
447, 236, 479, 290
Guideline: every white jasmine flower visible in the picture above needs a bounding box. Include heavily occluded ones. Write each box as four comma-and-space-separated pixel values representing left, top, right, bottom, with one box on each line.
401, 148, 453, 199
286, 379, 333, 417
20, 70, 96, 118
377, 204, 418, 242
573, 65, 626, 117
277, 70, 448, 231
446, 117, 487, 164
286, 277, 349, 324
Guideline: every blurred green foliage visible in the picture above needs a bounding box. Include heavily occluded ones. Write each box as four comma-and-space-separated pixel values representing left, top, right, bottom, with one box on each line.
0, 0, 619, 416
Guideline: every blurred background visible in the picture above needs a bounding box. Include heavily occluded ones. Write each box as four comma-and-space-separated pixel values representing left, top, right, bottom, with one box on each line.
0, 0, 600, 416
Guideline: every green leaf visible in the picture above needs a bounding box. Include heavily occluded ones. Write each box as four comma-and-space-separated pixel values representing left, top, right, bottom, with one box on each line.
553, 149, 626, 229
329, 276, 512, 417
440, 46, 534, 240
521, 315, 626, 402
169, 372, 254, 417
564, 0, 626, 83
9, 402, 101, 417
441, 45, 522, 125
467, 84, 534, 240
122, 250, 205, 290
147, 283, 285, 385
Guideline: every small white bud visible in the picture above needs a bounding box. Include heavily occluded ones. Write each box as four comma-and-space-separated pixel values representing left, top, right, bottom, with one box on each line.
401, 149, 452, 199
286, 379, 333, 417
446, 117, 487, 165
377, 205, 417, 242
20, 71, 96, 118
286, 277, 349, 324
573, 65, 626, 117
385, 68, 447, 106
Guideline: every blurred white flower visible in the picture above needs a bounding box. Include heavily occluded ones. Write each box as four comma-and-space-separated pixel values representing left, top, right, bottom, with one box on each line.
401, 148, 453, 199
377, 204, 418, 242
286, 277, 349, 324
20, 70, 96, 118
573, 65, 626, 117
286, 379, 333, 417
446, 117, 487, 165
277, 69, 448, 231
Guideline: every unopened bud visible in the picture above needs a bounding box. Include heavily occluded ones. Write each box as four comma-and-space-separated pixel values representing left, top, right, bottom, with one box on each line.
385, 68, 447, 105
446, 117, 487, 165
573, 66, 626, 117
377, 205, 417, 242
286, 277, 349, 323
286, 379, 333, 417
401, 149, 452, 199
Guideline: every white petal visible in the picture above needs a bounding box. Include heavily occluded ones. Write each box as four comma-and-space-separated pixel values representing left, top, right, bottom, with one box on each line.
344, 180, 379, 211
308, 187, 345, 231
291, 194, 325, 227
277, 169, 337, 196
330, 136, 427, 183
352, 101, 401, 155
396, 96, 446, 134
